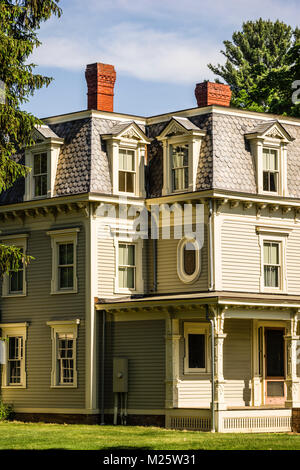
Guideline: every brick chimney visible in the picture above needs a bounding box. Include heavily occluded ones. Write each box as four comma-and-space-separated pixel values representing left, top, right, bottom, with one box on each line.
85, 63, 116, 112
195, 81, 231, 107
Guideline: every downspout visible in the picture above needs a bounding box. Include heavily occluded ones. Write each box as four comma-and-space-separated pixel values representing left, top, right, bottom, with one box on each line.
152, 238, 157, 292
206, 304, 215, 432
100, 310, 106, 425
208, 199, 214, 291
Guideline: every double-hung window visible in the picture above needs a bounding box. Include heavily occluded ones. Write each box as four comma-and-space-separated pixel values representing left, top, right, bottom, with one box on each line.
8, 336, 23, 385
58, 333, 75, 385
58, 243, 74, 290
47, 320, 79, 388
0, 323, 28, 388
1, 235, 28, 297
47, 228, 79, 295
263, 241, 281, 288
9, 249, 24, 294
263, 148, 278, 193
171, 144, 189, 192
118, 243, 136, 289
33, 152, 48, 197
119, 149, 135, 194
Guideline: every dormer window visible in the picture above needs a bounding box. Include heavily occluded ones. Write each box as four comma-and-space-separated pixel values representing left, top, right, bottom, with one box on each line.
263, 148, 278, 193
102, 121, 150, 198
119, 148, 135, 194
33, 152, 48, 197
24, 125, 63, 201
171, 144, 189, 191
156, 117, 206, 196
245, 120, 294, 197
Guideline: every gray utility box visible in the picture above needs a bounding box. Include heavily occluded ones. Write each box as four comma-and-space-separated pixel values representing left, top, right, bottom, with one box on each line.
113, 357, 128, 393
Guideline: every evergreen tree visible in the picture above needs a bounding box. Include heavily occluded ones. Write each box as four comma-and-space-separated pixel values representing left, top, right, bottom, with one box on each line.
0, 0, 62, 275
208, 19, 300, 116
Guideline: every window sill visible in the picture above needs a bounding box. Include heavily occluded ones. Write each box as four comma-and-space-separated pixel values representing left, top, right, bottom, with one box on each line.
50, 289, 78, 295
2, 293, 26, 298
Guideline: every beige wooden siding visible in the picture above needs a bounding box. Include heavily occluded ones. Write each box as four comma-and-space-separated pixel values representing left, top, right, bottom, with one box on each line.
223, 319, 252, 406
0, 223, 86, 410
97, 235, 115, 298
221, 219, 260, 292
155, 225, 208, 293
102, 319, 165, 410
286, 229, 300, 294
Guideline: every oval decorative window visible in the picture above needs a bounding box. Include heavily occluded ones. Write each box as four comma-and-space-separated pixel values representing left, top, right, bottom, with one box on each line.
177, 238, 201, 283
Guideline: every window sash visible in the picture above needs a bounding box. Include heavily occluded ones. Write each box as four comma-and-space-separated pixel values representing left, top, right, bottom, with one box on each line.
171, 145, 189, 191
8, 336, 23, 385
263, 242, 281, 288
58, 243, 74, 289
188, 333, 206, 369
33, 153, 47, 197
118, 244, 136, 289
118, 149, 136, 193
58, 334, 74, 384
262, 148, 279, 192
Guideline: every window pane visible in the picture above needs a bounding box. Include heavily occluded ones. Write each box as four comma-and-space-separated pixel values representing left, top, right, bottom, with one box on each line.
34, 154, 41, 174
119, 267, 135, 288
119, 244, 135, 266
188, 334, 205, 369
126, 172, 134, 193
59, 244, 73, 265
264, 266, 279, 287
269, 172, 277, 192
119, 149, 135, 171
40, 153, 47, 173
59, 267, 74, 289
119, 171, 126, 192
9, 270, 23, 293
184, 245, 196, 276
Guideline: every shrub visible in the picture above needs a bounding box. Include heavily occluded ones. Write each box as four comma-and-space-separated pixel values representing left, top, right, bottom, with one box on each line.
0, 401, 14, 421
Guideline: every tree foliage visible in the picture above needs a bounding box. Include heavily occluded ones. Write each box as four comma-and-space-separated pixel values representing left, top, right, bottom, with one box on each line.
0, 0, 62, 275
208, 19, 300, 116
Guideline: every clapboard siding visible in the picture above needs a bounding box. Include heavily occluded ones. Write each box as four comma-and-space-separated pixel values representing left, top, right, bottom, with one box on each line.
223, 319, 252, 406
0, 221, 86, 410
97, 235, 115, 298
286, 228, 300, 294
156, 225, 208, 293
102, 320, 165, 410
222, 220, 260, 292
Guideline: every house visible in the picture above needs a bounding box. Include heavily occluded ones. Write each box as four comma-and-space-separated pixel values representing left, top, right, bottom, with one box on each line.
1, 62, 300, 433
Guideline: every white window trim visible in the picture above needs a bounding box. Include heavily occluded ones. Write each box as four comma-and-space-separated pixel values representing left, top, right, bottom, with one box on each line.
47, 320, 80, 388
102, 124, 150, 198
1, 234, 28, 298
0, 322, 28, 389
24, 139, 62, 201
177, 237, 201, 284
46, 228, 80, 295
246, 125, 292, 197
184, 322, 210, 375
156, 119, 205, 196
258, 232, 288, 294
113, 235, 144, 295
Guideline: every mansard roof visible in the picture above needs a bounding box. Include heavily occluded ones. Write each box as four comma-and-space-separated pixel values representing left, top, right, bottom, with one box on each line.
0, 107, 300, 205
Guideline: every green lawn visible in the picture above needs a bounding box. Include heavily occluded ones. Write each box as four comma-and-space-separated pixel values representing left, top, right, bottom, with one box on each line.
0, 421, 299, 450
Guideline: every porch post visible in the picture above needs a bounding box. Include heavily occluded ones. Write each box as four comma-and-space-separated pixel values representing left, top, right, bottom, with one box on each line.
165, 316, 181, 409
285, 311, 300, 408
212, 307, 227, 431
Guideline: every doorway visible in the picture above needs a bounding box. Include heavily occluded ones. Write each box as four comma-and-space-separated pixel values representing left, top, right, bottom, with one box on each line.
264, 328, 285, 405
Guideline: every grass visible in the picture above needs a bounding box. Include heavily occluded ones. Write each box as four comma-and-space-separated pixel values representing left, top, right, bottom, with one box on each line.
0, 421, 299, 450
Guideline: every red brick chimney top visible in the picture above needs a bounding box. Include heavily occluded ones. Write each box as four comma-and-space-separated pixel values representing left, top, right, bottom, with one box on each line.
195, 81, 232, 108
85, 63, 116, 112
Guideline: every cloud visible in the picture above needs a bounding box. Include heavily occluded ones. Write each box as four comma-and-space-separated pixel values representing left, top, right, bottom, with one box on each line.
30, 24, 219, 84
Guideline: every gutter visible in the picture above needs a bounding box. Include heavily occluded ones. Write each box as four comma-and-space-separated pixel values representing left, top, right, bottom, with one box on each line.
208, 199, 214, 291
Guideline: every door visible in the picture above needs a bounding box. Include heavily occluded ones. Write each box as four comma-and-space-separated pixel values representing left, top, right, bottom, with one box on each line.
264, 328, 285, 405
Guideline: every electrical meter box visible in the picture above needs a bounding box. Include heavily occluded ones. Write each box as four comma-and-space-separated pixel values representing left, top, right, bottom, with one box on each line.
113, 357, 128, 393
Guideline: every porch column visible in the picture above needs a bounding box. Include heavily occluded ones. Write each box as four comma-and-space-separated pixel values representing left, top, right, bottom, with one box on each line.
285, 312, 300, 408
165, 317, 181, 408
213, 308, 227, 411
